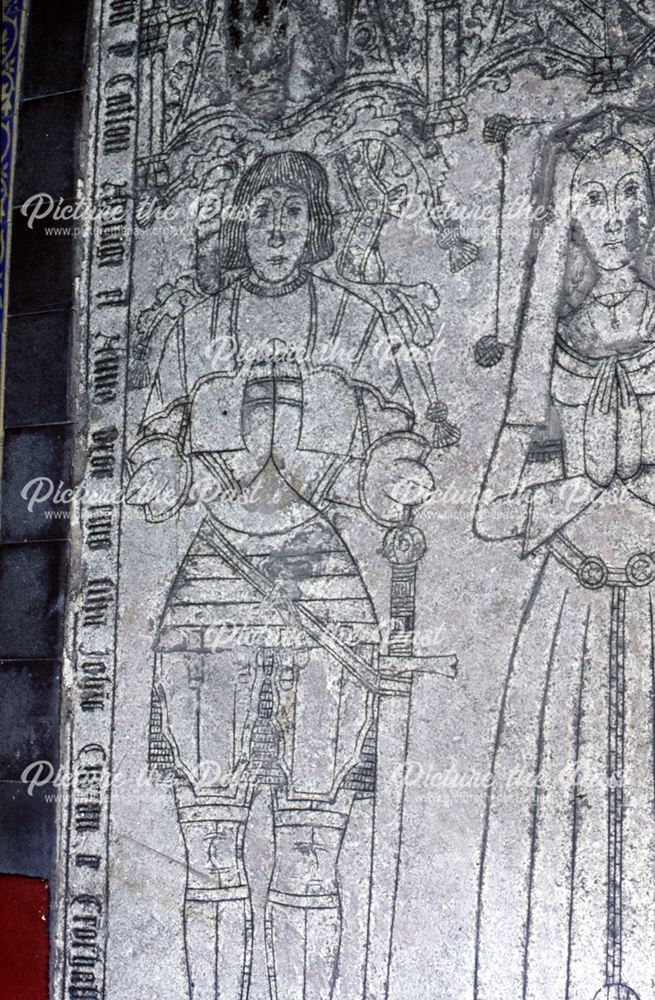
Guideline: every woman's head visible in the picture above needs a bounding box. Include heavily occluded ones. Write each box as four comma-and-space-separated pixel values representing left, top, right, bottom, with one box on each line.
506, 115, 655, 426
570, 138, 654, 272
221, 151, 334, 283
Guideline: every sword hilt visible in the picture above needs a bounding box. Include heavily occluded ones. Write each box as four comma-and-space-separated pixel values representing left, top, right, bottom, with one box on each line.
382, 517, 427, 658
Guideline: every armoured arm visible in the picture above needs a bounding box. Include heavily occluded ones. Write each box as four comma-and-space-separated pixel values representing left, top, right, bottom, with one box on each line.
126, 320, 193, 522
316, 300, 436, 522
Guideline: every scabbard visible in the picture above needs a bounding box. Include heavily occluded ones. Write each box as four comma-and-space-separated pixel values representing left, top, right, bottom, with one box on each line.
364, 670, 414, 1000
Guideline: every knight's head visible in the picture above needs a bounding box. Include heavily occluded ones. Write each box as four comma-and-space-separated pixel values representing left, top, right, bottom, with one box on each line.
221, 151, 334, 284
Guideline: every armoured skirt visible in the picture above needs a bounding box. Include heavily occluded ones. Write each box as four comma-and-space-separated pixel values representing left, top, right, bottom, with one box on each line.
148, 511, 379, 804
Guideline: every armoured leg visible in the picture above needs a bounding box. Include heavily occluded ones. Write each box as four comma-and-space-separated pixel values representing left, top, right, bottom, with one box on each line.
177, 797, 253, 1000
265, 795, 354, 1000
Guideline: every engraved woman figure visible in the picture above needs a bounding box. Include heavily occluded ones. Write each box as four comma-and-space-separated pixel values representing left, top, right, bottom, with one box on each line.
474, 113, 655, 1000
126, 151, 434, 1000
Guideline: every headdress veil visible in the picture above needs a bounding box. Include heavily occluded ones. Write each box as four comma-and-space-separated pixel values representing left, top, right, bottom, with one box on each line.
504, 105, 655, 430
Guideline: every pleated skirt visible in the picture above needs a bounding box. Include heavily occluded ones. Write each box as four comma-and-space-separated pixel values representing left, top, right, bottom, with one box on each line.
475, 555, 655, 1000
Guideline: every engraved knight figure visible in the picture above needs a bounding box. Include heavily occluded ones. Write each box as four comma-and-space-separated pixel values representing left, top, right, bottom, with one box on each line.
474, 111, 655, 1000
126, 150, 438, 1000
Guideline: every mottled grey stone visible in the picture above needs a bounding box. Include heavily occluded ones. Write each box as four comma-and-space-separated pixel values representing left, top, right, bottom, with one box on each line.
50, 2, 655, 999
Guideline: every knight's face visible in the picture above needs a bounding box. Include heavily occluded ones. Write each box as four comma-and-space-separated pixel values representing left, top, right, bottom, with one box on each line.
246, 184, 310, 283
571, 143, 653, 271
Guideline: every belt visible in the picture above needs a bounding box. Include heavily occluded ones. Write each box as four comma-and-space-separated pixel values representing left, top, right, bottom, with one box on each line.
547, 533, 655, 589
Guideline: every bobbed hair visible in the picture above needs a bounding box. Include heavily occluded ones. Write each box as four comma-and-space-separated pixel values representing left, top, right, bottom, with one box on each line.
220, 151, 335, 270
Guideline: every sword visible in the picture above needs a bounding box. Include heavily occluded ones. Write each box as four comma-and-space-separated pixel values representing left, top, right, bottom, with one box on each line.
364, 509, 457, 1000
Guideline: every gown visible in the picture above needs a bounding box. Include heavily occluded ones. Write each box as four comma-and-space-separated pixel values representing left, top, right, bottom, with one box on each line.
129, 270, 414, 805
475, 284, 655, 1000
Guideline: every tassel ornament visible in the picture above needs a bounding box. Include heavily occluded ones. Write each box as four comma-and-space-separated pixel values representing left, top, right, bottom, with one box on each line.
474, 334, 505, 368
428, 400, 461, 449
437, 219, 479, 273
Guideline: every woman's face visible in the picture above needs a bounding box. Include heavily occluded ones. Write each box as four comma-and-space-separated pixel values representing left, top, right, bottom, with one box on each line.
245, 183, 310, 283
571, 143, 653, 272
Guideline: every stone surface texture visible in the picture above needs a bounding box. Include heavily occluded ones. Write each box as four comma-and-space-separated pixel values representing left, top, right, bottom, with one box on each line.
52, 2, 655, 999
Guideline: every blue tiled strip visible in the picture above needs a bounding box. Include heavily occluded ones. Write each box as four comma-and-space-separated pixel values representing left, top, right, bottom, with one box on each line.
1, 0, 28, 424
